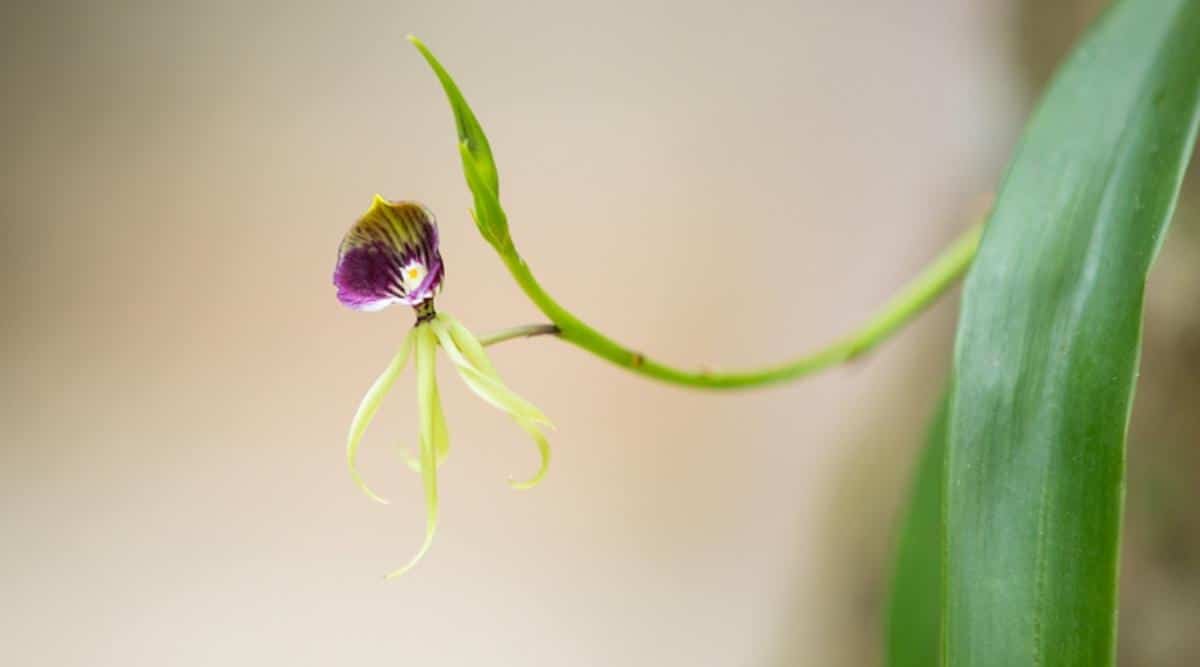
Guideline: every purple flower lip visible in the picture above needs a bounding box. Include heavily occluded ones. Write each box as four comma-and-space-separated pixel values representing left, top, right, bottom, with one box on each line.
334, 196, 444, 312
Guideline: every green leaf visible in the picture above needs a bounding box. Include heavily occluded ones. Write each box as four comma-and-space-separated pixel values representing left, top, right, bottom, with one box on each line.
885, 395, 946, 667
459, 142, 511, 247
408, 36, 509, 247
944, 2, 1200, 665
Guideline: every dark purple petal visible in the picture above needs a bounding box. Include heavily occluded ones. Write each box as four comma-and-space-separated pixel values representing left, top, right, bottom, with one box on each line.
333, 197, 444, 310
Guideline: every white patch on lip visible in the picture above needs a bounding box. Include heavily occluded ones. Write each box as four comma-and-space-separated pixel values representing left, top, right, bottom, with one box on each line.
401, 260, 428, 293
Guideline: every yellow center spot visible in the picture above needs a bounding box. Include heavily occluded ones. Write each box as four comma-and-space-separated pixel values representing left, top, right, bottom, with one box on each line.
401, 261, 428, 292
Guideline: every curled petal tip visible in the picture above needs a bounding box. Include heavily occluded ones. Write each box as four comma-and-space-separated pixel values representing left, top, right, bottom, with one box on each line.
507, 417, 551, 491
402, 449, 422, 473
383, 566, 412, 581
348, 446, 391, 503
384, 564, 417, 581
382, 513, 437, 578
507, 475, 543, 491
352, 476, 391, 505
345, 332, 415, 506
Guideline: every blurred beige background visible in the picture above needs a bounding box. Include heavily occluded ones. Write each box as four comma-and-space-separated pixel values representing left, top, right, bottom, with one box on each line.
2, 1, 1196, 666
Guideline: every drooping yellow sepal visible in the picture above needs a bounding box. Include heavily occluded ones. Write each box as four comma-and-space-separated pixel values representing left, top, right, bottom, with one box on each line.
345, 328, 416, 504
385, 323, 444, 579
344, 313, 554, 578
432, 314, 552, 489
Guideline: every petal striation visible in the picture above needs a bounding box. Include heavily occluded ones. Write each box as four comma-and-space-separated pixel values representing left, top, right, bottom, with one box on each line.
334, 196, 444, 311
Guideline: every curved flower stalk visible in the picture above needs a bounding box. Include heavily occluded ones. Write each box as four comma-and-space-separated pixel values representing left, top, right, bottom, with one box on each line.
407, 35, 984, 390
332, 40, 985, 578
335, 196, 552, 578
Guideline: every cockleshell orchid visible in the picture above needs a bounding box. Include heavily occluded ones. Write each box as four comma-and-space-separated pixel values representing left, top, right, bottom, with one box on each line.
335, 196, 551, 578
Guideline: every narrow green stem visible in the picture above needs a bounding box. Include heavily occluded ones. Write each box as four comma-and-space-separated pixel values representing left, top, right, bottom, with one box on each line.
406, 36, 981, 390
493, 223, 982, 389
479, 323, 561, 347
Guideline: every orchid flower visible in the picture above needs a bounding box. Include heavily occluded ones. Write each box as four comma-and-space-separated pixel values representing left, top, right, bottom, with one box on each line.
335, 195, 552, 578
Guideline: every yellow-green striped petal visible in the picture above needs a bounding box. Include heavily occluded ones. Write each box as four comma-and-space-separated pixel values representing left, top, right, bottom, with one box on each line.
430, 318, 551, 426
385, 324, 441, 578
346, 328, 415, 504
439, 314, 551, 489
439, 313, 498, 376
400, 381, 450, 472
508, 416, 550, 490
